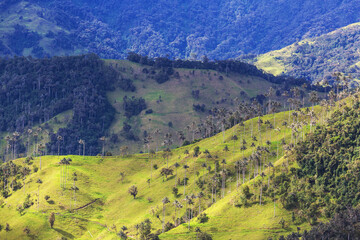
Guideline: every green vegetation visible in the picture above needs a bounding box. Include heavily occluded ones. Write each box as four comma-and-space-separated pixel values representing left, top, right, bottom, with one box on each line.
255, 22, 360, 83
1, 0, 360, 59
1, 87, 353, 239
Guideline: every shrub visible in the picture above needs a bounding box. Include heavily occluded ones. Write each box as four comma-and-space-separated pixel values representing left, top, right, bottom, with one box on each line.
5, 223, 10, 232
198, 213, 209, 223
45, 195, 50, 201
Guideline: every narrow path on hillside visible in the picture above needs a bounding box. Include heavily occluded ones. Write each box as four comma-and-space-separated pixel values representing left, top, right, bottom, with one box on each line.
73, 198, 99, 211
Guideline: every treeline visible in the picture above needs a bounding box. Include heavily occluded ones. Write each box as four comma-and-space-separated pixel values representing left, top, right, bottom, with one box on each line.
127, 52, 329, 92
0, 54, 120, 156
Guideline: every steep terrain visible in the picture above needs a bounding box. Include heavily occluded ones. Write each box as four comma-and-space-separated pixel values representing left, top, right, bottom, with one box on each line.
1, 92, 356, 239
2, 0, 360, 59
0, 54, 323, 156
255, 22, 360, 83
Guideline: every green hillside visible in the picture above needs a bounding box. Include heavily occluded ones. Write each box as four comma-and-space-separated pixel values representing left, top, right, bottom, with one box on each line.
1, 89, 349, 239
254, 22, 360, 83
104, 59, 302, 154
0, 54, 323, 157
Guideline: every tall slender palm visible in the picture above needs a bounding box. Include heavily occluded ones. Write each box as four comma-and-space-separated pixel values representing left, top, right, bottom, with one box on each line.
36, 178, 43, 209
162, 197, 170, 233
197, 192, 204, 214
174, 162, 180, 187
99, 136, 106, 156
26, 129, 32, 157
259, 172, 266, 205
185, 195, 194, 230
57, 135, 63, 159
38, 143, 45, 170
183, 164, 189, 195
78, 139, 85, 158
173, 200, 182, 226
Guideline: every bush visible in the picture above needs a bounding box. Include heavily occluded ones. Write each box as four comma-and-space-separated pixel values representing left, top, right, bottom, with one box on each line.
5, 223, 10, 232
164, 222, 175, 232
197, 231, 213, 240
45, 195, 50, 201
23, 226, 30, 235
198, 213, 209, 223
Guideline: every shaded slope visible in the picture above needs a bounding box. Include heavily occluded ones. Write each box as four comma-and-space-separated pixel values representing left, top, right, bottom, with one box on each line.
2, 0, 360, 58
255, 22, 360, 83
0, 95, 332, 239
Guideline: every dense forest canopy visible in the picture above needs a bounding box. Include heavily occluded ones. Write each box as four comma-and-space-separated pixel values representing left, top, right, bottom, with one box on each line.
0, 54, 117, 155
1, 0, 360, 59
255, 23, 360, 83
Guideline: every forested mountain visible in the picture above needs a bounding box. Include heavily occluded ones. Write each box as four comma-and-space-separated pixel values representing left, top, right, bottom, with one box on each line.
254, 22, 360, 83
1, 0, 360, 59
0, 53, 326, 157
0, 89, 359, 239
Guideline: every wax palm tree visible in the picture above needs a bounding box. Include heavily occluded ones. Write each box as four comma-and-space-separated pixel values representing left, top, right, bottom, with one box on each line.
162, 197, 170, 233
185, 195, 194, 230
197, 192, 204, 215
99, 136, 106, 157
36, 178, 43, 209
259, 172, 266, 205
38, 143, 45, 170
173, 199, 182, 226
174, 162, 180, 187
71, 172, 78, 209
183, 164, 189, 195
78, 139, 85, 158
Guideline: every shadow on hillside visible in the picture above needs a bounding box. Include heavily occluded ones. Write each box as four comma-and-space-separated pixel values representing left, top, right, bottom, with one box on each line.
53, 228, 75, 239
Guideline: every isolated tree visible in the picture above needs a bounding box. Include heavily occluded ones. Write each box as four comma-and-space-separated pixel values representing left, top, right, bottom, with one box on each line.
99, 136, 106, 156
128, 185, 138, 199
183, 164, 189, 195
198, 192, 204, 214
38, 143, 45, 170
71, 172, 78, 209
56, 135, 63, 159
78, 139, 85, 158
49, 212, 55, 228
174, 162, 180, 187
162, 197, 170, 233
36, 178, 43, 209
160, 168, 174, 181
173, 199, 183, 226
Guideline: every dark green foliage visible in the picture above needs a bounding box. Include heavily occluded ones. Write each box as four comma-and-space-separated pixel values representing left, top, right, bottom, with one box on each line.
49, 212, 55, 228
198, 213, 209, 223
0, 54, 117, 155
138, 219, 152, 240
123, 96, 147, 118
172, 187, 179, 198
3, 0, 360, 60
8, 25, 41, 55
283, 207, 360, 240
197, 231, 213, 240
117, 231, 127, 240
193, 146, 200, 157
23, 194, 33, 209
5, 223, 10, 232
292, 104, 360, 210
164, 222, 174, 232
193, 104, 206, 112
160, 168, 173, 180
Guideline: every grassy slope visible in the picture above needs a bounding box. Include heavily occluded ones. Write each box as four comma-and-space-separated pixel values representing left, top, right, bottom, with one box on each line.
0, 96, 337, 239
254, 22, 360, 82
105, 59, 309, 154
0, 1, 84, 56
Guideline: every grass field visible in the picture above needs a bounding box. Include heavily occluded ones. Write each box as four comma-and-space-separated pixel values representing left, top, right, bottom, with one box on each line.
0, 95, 342, 239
